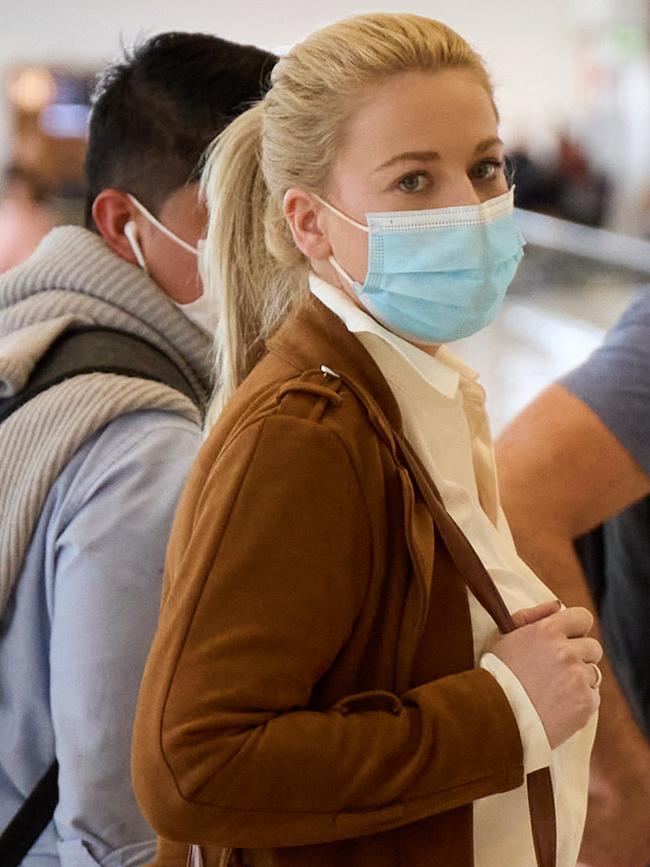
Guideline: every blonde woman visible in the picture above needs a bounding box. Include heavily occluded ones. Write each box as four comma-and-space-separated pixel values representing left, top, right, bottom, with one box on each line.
132, 14, 601, 867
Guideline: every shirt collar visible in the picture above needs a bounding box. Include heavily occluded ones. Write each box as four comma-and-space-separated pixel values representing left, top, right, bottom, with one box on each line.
308, 272, 473, 400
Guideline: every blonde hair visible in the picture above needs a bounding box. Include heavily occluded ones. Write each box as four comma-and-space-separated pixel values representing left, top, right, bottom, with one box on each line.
201, 12, 495, 423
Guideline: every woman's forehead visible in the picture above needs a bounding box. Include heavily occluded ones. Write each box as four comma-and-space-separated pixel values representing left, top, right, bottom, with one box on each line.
336, 69, 500, 175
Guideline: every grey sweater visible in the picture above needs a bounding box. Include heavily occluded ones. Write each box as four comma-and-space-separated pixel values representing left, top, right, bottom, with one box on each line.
0, 226, 213, 616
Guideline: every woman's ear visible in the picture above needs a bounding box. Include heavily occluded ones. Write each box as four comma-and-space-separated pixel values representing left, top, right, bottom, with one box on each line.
92, 189, 141, 265
283, 188, 332, 261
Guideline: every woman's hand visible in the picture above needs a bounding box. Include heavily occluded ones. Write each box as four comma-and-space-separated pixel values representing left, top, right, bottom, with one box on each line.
489, 603, 602, 749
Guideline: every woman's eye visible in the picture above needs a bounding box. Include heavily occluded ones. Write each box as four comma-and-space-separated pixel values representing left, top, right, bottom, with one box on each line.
471, 159, 504, 181
397, 172, 428, 193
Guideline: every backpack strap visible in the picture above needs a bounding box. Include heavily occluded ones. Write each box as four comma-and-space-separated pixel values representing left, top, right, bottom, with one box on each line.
0, 763, 58, 867
0, 325, 204, 865
0, 325, 203, 424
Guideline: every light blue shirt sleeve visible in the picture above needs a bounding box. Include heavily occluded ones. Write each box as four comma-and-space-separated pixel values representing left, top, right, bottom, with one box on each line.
0, 410, 201, 867
50, 411, 201, 867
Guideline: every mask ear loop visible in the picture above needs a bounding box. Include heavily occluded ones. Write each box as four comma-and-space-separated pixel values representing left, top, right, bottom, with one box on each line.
310, 193, 369, 288
126, 193, 198, 256
124, 220, 149, 274
328, 254, 357, 289
312, 193, 370, 233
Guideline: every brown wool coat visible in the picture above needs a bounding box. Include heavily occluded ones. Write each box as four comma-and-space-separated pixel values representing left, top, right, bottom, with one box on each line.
131, 295, 527, 867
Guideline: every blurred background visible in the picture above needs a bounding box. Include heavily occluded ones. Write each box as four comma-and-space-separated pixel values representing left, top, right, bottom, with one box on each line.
4, 0, 650, 429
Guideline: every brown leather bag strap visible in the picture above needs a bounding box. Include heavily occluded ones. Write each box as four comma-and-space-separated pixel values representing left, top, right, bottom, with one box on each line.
396, 434, 516, 634
395, 433, 557, 867
315, 367, 557, 867
527, 768, 558, 867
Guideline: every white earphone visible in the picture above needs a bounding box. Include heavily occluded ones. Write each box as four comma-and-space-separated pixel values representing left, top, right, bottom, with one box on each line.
124, 220, 149, 273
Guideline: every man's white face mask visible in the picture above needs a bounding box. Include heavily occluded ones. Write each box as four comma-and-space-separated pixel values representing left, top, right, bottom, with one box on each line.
124, 194, 217, 336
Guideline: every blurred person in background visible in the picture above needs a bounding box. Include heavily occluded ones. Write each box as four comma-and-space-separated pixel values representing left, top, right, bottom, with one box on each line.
0, 32, 275, 867
133, 13, 601, 867
507, 141, 558, 214
497, 293, 650, 867
552, 132, 609, 228
0, 164, 55, 273
507, 134, 610, 227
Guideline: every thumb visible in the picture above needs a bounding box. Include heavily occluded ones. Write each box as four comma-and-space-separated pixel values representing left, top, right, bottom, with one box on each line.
511, 599, 561, 629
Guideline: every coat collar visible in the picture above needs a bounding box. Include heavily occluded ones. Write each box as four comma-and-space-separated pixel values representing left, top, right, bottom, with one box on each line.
267, 293, 404, 435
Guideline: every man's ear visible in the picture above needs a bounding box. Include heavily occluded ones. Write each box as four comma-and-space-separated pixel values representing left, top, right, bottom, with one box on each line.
92, 189, 141, 265
283, 188, 332, 261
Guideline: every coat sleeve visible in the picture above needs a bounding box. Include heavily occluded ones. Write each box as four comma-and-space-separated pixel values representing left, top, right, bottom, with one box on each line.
132, 413, 524, 849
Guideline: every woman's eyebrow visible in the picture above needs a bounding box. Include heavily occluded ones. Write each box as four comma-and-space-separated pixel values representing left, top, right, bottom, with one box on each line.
374, 138, 503, 173
475, 136, 503, 154
373, 150, 440, 173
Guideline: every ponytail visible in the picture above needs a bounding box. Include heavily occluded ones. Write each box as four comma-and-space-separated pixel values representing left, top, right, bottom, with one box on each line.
201, 102, 306, 426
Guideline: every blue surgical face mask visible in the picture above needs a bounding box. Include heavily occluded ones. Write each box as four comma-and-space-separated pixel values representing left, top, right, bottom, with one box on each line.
315, 187, 525, 344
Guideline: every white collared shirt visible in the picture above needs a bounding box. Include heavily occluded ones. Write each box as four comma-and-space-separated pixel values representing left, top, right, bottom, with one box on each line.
309, 272, 596, 867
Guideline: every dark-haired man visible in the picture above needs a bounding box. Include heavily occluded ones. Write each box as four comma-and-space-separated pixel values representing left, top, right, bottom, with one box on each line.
0, 32, 276, 867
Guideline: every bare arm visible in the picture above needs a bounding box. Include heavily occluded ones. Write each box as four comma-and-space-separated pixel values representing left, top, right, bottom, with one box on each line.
497, 383, 650, 867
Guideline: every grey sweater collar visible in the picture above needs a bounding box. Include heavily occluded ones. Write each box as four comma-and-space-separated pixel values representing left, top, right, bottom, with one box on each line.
0, 226, 214, 404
